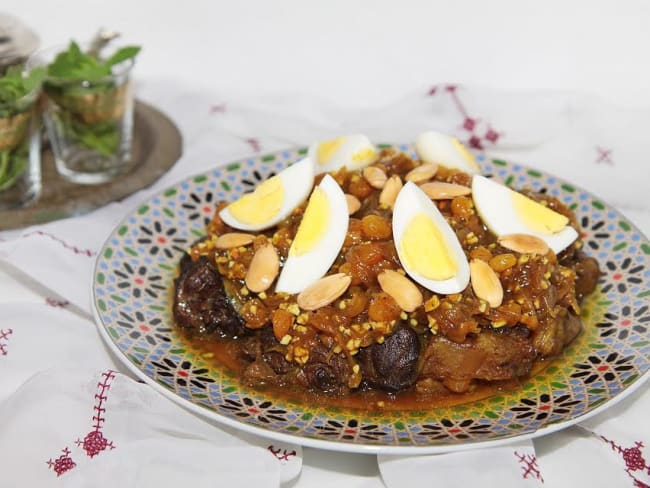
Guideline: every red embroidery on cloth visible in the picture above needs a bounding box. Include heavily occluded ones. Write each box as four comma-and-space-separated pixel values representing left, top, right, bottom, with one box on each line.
23, 230, 96, 257
45, 298, 70, 308
268, 445, 297, 462
47, 448, 76, 477
46, 370, 117, 477
244, 137, 261, 153
0, 328, 13, 356
75, 370, 117, 458
596, 146, 614, 165
599, 436, 650, 488
427, 84, 503, 149
210, 103, 227, 113
514, 451, 544, 482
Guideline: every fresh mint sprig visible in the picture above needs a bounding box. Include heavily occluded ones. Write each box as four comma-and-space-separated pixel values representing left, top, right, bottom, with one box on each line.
46, 41, 140, 82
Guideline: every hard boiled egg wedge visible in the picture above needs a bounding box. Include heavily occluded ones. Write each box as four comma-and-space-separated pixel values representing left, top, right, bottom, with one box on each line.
275, 174, 349, 294
308, 134, 378, 174
392, 182, 470, 294
415, 130, 480, 174
472, 175, 578, 255
219, 157, 314, 231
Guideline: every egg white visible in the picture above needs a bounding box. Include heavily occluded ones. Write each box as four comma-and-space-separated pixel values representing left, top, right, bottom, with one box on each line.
471, 175, 578, 255
392, 182, 470, 294
415, 130, 480, 174
219, 157, 314, 231
275, 174, 349, 294
308, 134, 377, 174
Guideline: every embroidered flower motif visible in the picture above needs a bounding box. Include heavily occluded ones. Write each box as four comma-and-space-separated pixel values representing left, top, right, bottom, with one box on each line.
47, 448, 76, 477
597, 305, 649, 341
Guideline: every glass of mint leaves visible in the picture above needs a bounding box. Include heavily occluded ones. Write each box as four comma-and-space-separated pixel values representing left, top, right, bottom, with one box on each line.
0, 65, 43, 209
27, 41, 140, 184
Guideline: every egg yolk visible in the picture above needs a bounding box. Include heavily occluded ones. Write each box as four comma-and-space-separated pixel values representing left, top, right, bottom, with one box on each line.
317, 137, 346, 165
351, 147, 377, 164
400, 213, 457, 280
227, 176, 283, 225
451, 138, 479, 170
512, 192, 568, 234
290, 187, 330, 256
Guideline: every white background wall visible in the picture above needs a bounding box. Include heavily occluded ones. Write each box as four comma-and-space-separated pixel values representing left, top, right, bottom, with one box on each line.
6, 0, 650, 109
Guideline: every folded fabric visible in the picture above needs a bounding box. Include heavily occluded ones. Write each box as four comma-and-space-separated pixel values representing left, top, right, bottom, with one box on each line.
0, 303, 301, 487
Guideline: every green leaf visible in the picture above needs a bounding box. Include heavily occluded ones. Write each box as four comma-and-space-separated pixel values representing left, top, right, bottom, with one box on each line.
105, 46, 141, 69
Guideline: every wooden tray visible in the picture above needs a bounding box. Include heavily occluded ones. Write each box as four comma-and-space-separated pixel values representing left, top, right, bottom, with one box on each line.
0, 100, 182, 230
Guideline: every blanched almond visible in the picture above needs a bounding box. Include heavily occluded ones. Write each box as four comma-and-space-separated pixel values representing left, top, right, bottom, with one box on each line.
297, 273, 352, 311
245, 243, 279, 292
379, 175, 403, 209
345, 193, 361, 215
498, 234, 549, 255
363, 166, 388, 189
405, 163, 438, 183
215, 232, 255, 249
377, 270, 423, 312
419, 181, 471, 199
469, 259, 503, 308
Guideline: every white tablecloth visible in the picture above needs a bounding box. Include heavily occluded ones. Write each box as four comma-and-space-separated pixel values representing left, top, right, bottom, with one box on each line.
2, 2, 650, 487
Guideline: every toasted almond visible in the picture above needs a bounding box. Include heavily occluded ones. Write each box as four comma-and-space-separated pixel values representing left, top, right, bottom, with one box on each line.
363, 166, 388, 189
245, 243, 279, 292
419, 181, 471, 199
377, 270, 423, 312
469, 259, 503, 308
297, 273, 352, 311
405, 163, 439, 183
215, 232, 255, 249
345, 193, 362, 215
379, 175, 403, 209
498, 234, 549, 255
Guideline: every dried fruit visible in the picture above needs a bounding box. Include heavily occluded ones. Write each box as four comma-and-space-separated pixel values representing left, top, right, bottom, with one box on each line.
345, 193, 361, 215
470, 259, 503, 308
377, 269, 423, 312
420, 181, 471, 199
215, 232, 255, 249
362, 166, 387, 189
245, 243, 279, 292
379, 175, 403, 209
297, 273, 352, 311
405, 163, 438, 183
498, 234, 549, 255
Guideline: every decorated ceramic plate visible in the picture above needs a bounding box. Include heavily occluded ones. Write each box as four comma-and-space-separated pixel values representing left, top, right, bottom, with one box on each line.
92, 145, 650, 454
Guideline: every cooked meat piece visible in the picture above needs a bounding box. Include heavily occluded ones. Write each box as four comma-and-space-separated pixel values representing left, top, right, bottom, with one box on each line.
574, 253, 600, 299
421, 327, 535, 385
173, 257, 246, 338
358, 324, 421, 392
533, 310, 583, 357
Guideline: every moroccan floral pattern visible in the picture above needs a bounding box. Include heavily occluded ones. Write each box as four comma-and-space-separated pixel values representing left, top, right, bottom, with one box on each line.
93, 148, 650, 453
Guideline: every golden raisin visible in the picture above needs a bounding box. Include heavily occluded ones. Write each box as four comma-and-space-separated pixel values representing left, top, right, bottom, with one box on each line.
469, 246, 493, 262
368, 292, 401, 322
450, 196, 474, 219
347, 176, 374, 200
241, 298, 269, 329
272, 309, 294, 340
361, 214, 392, 240
489, 253, 517, 272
